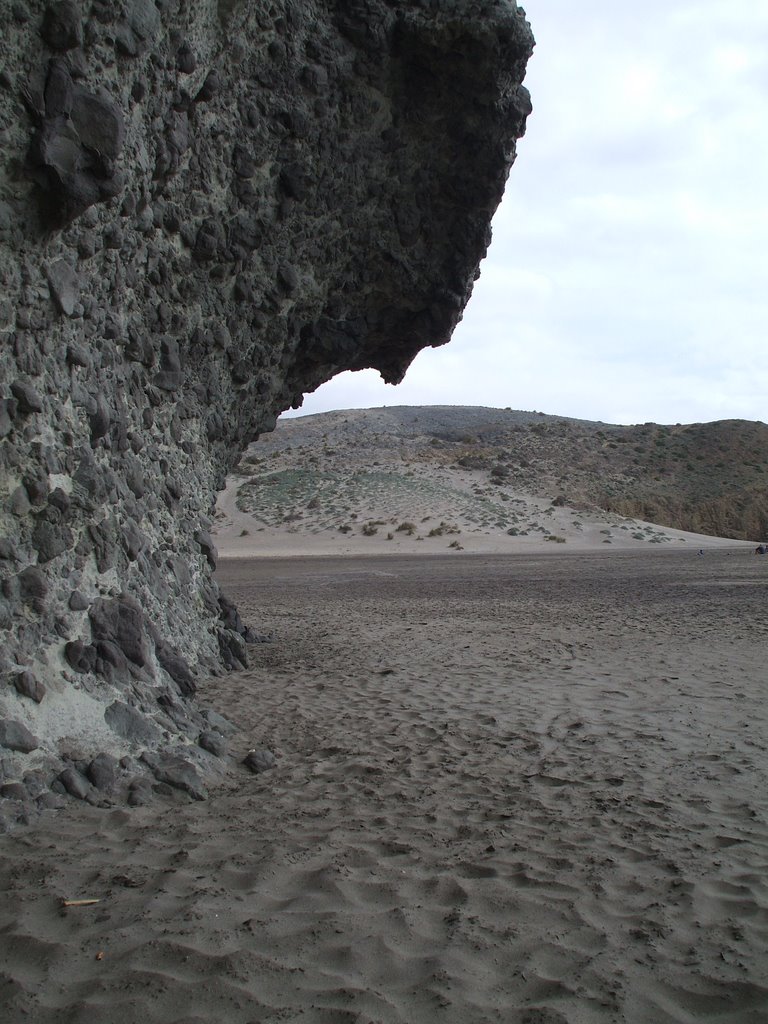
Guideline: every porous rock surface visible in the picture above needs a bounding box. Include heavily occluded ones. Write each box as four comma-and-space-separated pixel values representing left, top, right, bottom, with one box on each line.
0, 0, 533, 824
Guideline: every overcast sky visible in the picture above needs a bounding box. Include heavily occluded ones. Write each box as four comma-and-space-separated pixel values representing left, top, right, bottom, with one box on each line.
287, 1, 768, 426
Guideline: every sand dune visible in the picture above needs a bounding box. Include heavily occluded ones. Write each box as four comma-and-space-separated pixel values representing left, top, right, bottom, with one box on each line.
1, 549, 766, 1023
214, 458, 750, 559
213, 407, 760, 559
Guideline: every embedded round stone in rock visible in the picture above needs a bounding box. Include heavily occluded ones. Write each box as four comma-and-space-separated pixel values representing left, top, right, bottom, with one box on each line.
194, 530, 217, 570
0, 720, 40, 753
243, 748, 276, 774
10, 380, 43, 415
175, 41, 196, 74
277, 263, 299, 292
104, 700, 160, 744
31, 518, 72, 563
57, 766, 92, 801
155, 641, 196, 696
126, 0, 160, 42
9, 487, 31, 517
88, 394, 111, 440
37, 791, 66, 810
0, 401, 13, 438
86, 752, 118, 791
198, 731, 227, 758
201, 709, 236, 736
89, 597, 148, 666
195, 69, 219, 102
127, 777, 154, 806
1, 782, 29, 802
18, 566, 48, 604
41, 0, 82, 52
12, 671, 46, 704
45, 259, 79, 316
151, 756, 206, 800
68, 591, 89, 611
70, 86, 125, 162
65, 639, 97, 674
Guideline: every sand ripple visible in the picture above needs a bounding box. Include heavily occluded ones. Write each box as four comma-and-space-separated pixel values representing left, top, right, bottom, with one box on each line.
1, 550, 767, 1023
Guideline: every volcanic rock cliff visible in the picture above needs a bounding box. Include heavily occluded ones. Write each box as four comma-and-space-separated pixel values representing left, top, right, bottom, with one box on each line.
0, 0, 534, 819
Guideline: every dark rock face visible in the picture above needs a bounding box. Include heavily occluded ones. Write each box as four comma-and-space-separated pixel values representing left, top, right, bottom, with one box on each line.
0, 0, 533, 804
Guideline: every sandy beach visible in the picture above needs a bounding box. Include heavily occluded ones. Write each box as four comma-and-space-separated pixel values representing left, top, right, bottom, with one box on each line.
1, 548, 767, 1023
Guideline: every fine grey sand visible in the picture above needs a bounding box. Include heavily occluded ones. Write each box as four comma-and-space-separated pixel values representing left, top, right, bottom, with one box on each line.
1, 550, 767, 1023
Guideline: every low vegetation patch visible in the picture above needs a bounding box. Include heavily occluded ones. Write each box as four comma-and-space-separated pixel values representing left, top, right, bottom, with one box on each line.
361, 520, 387, 536
428, 522, 461, 537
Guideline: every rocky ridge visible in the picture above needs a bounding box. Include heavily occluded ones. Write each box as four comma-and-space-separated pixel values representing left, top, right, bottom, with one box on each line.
0, 1, 534, 826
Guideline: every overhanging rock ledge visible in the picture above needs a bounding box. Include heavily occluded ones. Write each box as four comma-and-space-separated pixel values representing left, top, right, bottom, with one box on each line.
0, 0, 534, 820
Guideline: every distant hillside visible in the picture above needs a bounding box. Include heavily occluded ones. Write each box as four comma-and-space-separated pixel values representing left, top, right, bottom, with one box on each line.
233, 407, 768, 542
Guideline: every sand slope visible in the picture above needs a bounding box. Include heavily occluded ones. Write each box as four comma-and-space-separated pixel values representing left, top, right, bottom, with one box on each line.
1, 550, 767, 1023
214, 408, 760, 559
213, 407, 768, 554
215, 461, 751, 560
